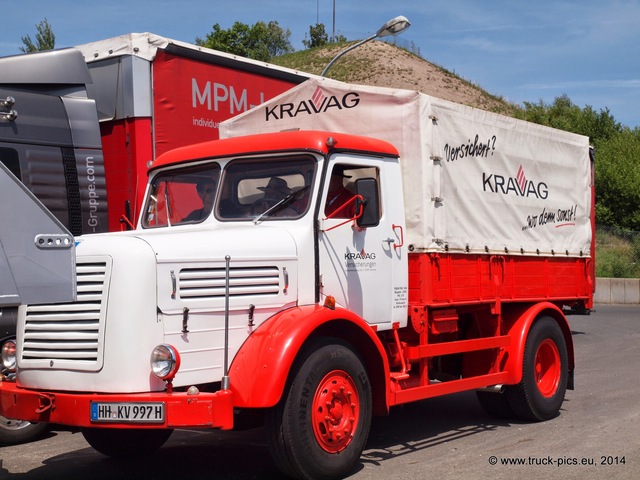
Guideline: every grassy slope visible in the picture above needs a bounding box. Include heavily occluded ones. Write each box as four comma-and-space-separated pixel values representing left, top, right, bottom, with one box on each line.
271, 41, 517, 116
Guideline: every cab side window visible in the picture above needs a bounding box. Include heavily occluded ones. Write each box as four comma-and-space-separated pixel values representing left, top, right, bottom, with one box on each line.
324, 165, 379, 219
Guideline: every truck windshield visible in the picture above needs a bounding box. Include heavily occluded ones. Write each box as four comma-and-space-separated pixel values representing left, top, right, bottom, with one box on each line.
217, 155, 316, 221
142, 164, 221, 228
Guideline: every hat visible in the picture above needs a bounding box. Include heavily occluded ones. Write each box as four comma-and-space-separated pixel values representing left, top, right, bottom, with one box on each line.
258, 177, 292, 196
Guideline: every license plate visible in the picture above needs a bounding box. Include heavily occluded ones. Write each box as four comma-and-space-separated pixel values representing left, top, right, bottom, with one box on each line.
90, 402, 165, 423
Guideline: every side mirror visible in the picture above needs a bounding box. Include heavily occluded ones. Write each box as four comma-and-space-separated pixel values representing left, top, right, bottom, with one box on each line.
354, 178, 380, 227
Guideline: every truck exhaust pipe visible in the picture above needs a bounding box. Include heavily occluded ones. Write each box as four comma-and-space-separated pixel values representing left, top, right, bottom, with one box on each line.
477, 385, 504, 393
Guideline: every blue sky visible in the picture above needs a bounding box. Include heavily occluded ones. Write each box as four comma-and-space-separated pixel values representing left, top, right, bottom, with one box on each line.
2, 0, 639, 127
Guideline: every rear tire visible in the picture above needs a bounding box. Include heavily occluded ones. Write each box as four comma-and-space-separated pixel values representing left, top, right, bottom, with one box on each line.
266, 339, 372, 480
507, 316, 568, 421
81, 428, 173, 458
0, 417, 48, 445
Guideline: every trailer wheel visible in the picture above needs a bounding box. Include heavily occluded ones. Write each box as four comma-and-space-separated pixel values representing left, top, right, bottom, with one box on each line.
81, 428, 173, 458
0, 416, 48, 445
507, 316, 568, 421
266, 339, 372, 480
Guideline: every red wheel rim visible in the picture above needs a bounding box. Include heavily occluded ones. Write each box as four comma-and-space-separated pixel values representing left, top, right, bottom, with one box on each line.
311, 370, 360, 453
534, 339, 561, 398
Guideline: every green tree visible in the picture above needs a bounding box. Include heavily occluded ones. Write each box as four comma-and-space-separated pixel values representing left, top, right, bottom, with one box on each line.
20, 18, 55, 53
195, 20, 293, 61
594, 128, 640, 230
303, 23, 329, 49
515, 94, 620, 143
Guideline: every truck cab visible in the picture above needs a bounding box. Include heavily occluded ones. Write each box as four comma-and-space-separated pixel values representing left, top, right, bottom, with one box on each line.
57, 131, 404, 393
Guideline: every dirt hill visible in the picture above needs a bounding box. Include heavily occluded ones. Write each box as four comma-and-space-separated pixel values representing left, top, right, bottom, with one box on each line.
272, 40, 516, 116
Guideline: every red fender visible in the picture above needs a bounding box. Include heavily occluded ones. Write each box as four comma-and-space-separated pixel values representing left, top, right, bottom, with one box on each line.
503, 302, 575, 385
228, 304, 390, 411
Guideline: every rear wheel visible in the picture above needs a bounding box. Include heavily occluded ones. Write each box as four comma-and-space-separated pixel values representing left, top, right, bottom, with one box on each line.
267, 339, 372, 480
81, 428, 173, 458
507, 316, 568, 421
0, 416, 48, 445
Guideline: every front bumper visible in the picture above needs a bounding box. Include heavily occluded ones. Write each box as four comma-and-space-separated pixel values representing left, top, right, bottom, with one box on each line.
0, 381, 234, 430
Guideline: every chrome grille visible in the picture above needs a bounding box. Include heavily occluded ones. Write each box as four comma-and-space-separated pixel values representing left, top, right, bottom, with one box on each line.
178, 266, 281, 299
22, 260, 109, 367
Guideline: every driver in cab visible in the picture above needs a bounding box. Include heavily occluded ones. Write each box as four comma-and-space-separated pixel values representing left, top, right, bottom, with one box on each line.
252, 177, 297, 218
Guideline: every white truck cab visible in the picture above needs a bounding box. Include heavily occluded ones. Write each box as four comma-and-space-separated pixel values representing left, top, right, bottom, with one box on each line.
12, 130, 404, 398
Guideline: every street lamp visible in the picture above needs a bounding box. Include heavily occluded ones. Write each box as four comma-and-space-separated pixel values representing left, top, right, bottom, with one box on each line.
321, 15, 411, 76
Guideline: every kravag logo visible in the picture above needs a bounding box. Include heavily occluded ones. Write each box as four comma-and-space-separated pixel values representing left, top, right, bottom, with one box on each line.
483, 165, 549, 199
265, 87, 360, 121
344, 249, 376, 260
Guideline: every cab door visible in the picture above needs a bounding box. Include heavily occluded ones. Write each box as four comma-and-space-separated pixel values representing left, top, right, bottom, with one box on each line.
318, 154, 408, 330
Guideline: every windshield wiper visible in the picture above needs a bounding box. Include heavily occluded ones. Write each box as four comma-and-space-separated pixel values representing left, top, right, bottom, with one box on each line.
253, 185, 310, 224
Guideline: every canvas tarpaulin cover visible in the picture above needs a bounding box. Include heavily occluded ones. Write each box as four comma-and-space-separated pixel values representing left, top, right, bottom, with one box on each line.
220, 77, 591, 257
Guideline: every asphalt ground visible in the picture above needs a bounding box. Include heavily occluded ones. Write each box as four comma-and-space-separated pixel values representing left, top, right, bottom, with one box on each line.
0, 304, 638, 479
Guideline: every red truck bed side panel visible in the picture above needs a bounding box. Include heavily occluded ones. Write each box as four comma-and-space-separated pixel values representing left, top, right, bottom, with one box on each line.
408, 253, 592, 307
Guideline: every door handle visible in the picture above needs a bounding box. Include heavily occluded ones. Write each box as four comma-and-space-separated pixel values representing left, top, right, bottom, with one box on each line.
392, 224, 404, 249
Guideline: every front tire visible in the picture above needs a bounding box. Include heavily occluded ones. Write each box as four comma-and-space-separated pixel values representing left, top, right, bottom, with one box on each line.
81, 428, 173, 458
507, 316, 568, 421
267, 339, 372, 480
0, 416, 48, 445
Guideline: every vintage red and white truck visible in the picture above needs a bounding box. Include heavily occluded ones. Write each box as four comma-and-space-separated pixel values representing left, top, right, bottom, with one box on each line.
0, 78, 593, 479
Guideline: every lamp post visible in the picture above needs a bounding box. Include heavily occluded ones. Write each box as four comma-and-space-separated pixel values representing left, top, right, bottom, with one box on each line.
321, 15, 411, 76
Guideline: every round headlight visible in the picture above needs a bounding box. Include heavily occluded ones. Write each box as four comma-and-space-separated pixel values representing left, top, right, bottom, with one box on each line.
1, 339, 17, 372
150, 344, 180, 380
